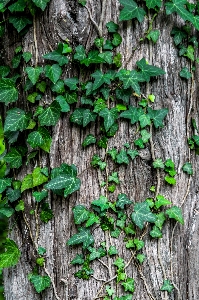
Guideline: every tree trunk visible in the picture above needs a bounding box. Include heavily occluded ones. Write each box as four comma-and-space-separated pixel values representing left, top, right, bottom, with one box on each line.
2, 0, 199, 300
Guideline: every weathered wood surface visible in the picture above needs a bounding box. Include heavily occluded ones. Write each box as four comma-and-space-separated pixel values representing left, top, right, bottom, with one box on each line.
2, 0, 199, 299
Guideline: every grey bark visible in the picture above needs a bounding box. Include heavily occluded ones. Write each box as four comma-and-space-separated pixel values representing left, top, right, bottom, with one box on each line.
2, 0, 199, 299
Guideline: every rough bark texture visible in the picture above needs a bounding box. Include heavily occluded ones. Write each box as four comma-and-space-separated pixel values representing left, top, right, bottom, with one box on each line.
2, 0, 199, 299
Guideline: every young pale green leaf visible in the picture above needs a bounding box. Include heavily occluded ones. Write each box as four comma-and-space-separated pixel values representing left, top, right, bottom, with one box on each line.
9, 16, 32, 32
38, 101, 61, 126
67, 227, 94, 249
133, 238, 144, 250
136, 254, 146, 264
15, 200, 24, 211
139, 114, 151, 128
21, 174, 33, 192
145, 0, 162, 9
136, 58, 165, 82
99, 108, 118, 132
179, 67, 192, 79
182, 162, 193, 175
140, 129, 151, 143
121, 277, 135, 293
29, 274, 51, 293
116, 193, 132, 209
82, 134, 96, 147
0, 79, 18, 104
32, 167, 48, 188
166, 206, 184, 224
127, 149, 139, 161
0, 239, 21, 268
25, 67, 43, 85
85, 213, 100, 227
160, 279, 174, 293
155, 194, 172, 209
116, 149, 129, 164
119, 0, 146, 22
32, 0, 51, 11
108, 245, 118, 256
44, 64, 62, 84
108, 172, 119, 184
150, 225, 162, 238
72, 205, 90, 225
164, 176, 176, 185
4, 108, 30, 132
148, 107, 168, 128
131, 201, 157, 229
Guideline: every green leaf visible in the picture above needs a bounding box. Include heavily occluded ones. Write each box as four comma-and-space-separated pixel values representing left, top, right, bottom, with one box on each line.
160, 279, 174, 293
82, 134, 96, 147
6, 188, 21, 202
155, 194, 172, 209
32, 0, 50, 11
182, 162, 193, 175
81, 50, 104, 66
180, 67, 192, 79
4, 147, 24, 168
106, 285, 115, 296
0, 207, 15, 217
108, 245, 118, 256
155, 212, 166, 230
8, 0, 26, 12
136, 253, 146, 263
37, 246, 46, 255
98, 51, 113, 64
99, 108, 118, 131
112, 33, 122, 47
32, 167, 48, 187
44, 64, 62, 84
116, 149, 129, 164
22, 51, 32, 63
38, 101, 61, 126
85, 213, 100, 227
70, 108, 96, 127
148, 107, 168, 128
4, 108, 30, 132
134, 138, 145, 149
133, 238, 144, 250
9, 16, 32, 32
147, 29, 160, 43
27, 127, 52, 152
43, 44, 69, 66
164, 176, 176, 185
136, 58, 165, 82
150, 225, 162, 238
127, 149, 139, 160
72, 205, 90, 225
116, 193, 132, 209
29, 274, 51, 293
64, 77, 79, 90
140, 129, 151, 143
0, 65, 10, 78
0, 79, 18, 104
106, 21, 119, 33
131, 201, 156, 229
67, 227, 94, 249
119, 0, 146, 22
165, 206, 184, 224
153, 158, 164, 169
108, 172, 120, 184
171, 27, 187, 45
33, 190, 48, 202
145, 0, 162, 9
92, 195, 109, 211
117, 70, 141, 94
78, 0, 86, 6
40, 203, 53, 223
0, 239, 20, 268
71, 254, 84, 265
121, 277, 135, 293
98, 136, 108, 149
139, 114, 151, 128
114, 257, 125, 269
21, 174, 33, 192
125, 239, 134, 248
25, 67, 43, 85
15, 200, 24, 211
124, 223, 136, 235
165, 0, 193, 23
0, 178, 12, 193
120, 106, 142, 125
74, 45, 86, 61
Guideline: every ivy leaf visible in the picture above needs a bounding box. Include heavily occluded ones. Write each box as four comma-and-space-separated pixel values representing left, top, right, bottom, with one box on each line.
114, 257, 125, 269
4, 147, 25, 168
182, 162, 193, 175
64, 77, 79, 90
27, 127, 52, 152
164, 176, 176, 185
85, 213, 100, 227
160, 279, 174, 293
131, 201, 157, 229
148, 107, 168, 128
32, 0, 51, 11
155, 212, 166, 230
127, 149, 139, 160
70, 108, 97, 127
165, 206, 184, 224
121, 277, 135, 293
155, 194, 171, 209
119, 0, 146, 22
38, 101, 61, 126
0, 178, 12, 193
21, 174, 33, 192
32, 167, 48, 187
133, 238, 144, 250
147, 29, 160, 43
74, 45, 86, 61
116, 193, 133, 209
108, 172, 119, 184
29, 274, 51, 293
106, 21, 119, 33
22, 51, 32, 63
108, 246, 118, 256
43, 44, 69, 66
40, 203, 53, 223
120, 106, 143, 125
99, 108, 118, 131
27, 131, 44, 148
71, 254, 84, 265
117, 70, 141, 94
98, 51, 113, 64
112, 33, 122, 47
136, 254, 146, 263
0, 239, 21, 268
140, 129, 151, 143
153, 158, 164, 169
81, 50, 104, 66
136, 58, 165, 82
15, 200, 24, 211
179, 67, 192, 79
8, 0, 26, 12
145, 0, 162, 9
82, 134, 96, 147
72, 205, 90, 225
0, 79, 18, 104
9, 16, 32, 32
150, 225, 162, 238
44, 64, 62, 84
67, 227, 94, 249
55, 96, 70, 112
116, 149, 129, 164
32, 190, 48, 202
82, 109, 97, 127
139, 114, 151, 128
6, 188, 21, 202
92, 195, 109, 211
165, 0, 193, 22
25, 67, 43, 85
4, 108, 30, 132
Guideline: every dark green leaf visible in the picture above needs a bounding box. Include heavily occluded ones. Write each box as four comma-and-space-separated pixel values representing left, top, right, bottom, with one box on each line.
82, 134, 96, 147
116, 149, 129, 164
92, 195, 109, 211
32, 190, 48, 202
99, 108, 118, 131
180, 67, 192, 79
182, 162, 193, 175
38, 101, 61, 126
74, 45, 86, 61
71, 254, 84, 265
171, 27, 187, 45
120, 106, 143, 124
112, 33, 122, 47
44, 64, 62, 84
32, 0, 50, 11
22, 51, 32, 63
43, 44, 69, 66
29, 274, 51, 293
9, 16, 32, 32
165, 0, 193, 23
165, 206, 184, 224
155, 212, 166, 230
119, 0, 146, 22
0, 79, 18, 104
25, 67, 43, 85
67, 227, 94, 249
136, 58, 165, 82
131, 201, 156, 229
145, 0, 162, 9
116, 193, 132, 209
147, 29, 160, 43
148, 107, 168, 128
160, 279, 174, 293
72, 205, 90, 225
64, 77, 79, 90
106, 21, 119, 32
40, 203, 53, 223
8, 0, 26, 12
4, 108, 30, 132
150, 225, 162, 238
6, 188, 21, 202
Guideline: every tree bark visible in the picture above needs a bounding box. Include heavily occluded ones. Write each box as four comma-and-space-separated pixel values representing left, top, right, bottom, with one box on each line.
2, 1, 199, 300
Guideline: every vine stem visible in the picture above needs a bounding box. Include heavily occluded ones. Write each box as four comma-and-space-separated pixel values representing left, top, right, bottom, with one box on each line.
33, 15, 38, 66
135, 262, 156, 300
85, 5, 102, 37
22, 212, 37, 249
43, 264, 61, 300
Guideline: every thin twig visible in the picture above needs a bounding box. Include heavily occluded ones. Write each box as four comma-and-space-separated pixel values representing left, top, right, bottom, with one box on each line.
85, 5, 102, 37
33, 15, 38, 66
136, 262, 156, 300
44, 265, 61, 300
